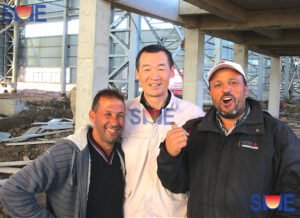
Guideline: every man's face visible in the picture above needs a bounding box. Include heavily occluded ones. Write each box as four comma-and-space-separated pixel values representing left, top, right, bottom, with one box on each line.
209, 68, 248, 119
89, 97, 125, 147
136, 51, 174, 101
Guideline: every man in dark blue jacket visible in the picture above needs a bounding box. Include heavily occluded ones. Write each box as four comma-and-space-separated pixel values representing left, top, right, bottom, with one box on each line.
157, 60, 300, 218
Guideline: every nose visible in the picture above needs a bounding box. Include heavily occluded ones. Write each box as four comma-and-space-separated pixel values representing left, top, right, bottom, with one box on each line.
222, 82, 232, 93
110, 115, 119, 127
150, 70, 160, 80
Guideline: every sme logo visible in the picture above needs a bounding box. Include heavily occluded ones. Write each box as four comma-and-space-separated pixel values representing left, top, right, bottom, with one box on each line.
129, 108, 175, 125
1, 3, 47, 22
250, 194, 296, 212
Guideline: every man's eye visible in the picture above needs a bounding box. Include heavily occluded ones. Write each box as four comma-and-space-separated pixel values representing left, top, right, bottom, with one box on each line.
214, 84, 221, 88
230, 81, 237, 85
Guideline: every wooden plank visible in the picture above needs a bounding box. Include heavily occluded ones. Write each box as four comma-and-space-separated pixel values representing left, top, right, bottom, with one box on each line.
0, 160, 32, 167
32, 121, 73, 126
23, 156, 30, 161
0, 129, 73, 143
0, 167, 20, 174
40, 124, 73, 131
5, 140, 56, 146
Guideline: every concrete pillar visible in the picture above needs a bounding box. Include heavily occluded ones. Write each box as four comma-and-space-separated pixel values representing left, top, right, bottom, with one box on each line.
183, 28, 204, 108
75, 0, 111, 130
268, 56, 281, 118
214, 38, 221, 64
60, 0, 69, 95
283, 57, 290, 100
234, 43, 248, 76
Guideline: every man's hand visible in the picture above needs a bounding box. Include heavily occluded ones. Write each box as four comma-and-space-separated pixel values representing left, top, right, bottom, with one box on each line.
165, 124, 189, 157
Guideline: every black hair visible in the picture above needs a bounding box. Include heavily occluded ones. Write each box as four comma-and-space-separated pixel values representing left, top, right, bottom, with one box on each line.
135, 44, 174, 70
91, 88, 125, 111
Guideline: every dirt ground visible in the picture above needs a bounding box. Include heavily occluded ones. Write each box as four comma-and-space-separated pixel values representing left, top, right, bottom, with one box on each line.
0, 90, 73, 176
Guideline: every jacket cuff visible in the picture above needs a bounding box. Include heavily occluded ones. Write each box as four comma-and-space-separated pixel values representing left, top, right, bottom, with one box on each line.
159, 141, 181, 163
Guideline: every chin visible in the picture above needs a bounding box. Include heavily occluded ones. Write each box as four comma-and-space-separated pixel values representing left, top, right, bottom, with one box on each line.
148, 92, 164, 97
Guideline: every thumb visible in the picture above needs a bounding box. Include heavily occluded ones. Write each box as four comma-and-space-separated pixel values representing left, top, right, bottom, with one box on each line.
171, 122, 178, 129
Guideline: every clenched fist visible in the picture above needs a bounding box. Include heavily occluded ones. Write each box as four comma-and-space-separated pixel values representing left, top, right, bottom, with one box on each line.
165, 124, 189, 157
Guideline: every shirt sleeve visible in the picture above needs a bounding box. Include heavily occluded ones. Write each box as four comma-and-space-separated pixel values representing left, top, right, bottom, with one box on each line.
157, 142, 189, 193
0, 149, 57, 218
272, 122, 300, 217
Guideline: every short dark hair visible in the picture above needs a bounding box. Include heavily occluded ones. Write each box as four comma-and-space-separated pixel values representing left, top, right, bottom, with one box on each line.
91, 88, 125, 111
135, 44, 174, 70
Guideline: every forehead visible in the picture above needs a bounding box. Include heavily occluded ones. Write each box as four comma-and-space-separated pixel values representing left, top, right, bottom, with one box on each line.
209, 68, 243, 81
98, 97, 124, 110
139, 51, 168, 66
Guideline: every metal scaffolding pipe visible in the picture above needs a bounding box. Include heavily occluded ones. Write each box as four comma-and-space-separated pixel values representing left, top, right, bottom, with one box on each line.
12, 0, 19, 92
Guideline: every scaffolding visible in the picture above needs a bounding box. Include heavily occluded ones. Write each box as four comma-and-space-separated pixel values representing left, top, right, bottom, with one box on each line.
0, 0, 15, 87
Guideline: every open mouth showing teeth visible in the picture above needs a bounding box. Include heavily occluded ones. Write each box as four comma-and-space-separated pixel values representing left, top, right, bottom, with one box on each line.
222, 96, 233, 104
107, 128, 119, 133
149, 84, 160, 87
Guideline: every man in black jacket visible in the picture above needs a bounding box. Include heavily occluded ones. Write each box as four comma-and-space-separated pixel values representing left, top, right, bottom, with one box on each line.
157, 60, 300, 218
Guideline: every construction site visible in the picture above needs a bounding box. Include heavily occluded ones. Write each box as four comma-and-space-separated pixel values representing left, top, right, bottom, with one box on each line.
0, 0, 300, 217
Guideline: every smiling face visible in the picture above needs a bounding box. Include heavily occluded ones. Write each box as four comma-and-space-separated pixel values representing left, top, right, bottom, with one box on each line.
209, 68, 248, 119
136, 51, 174, 102
89, 97, 125, 150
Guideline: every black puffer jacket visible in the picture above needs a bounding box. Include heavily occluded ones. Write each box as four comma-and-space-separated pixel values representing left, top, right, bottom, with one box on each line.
157, 98, 300, 218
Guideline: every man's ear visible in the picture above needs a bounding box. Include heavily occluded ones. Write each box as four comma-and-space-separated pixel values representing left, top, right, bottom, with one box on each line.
208, 86, 212, 97
135, 69, 139, 80
245, 84, 249, 96
89, 110, 95, 123
171, 66, 175, 78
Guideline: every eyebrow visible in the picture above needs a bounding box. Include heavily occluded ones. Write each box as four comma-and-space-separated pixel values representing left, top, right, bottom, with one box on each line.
141, 63, 167, 67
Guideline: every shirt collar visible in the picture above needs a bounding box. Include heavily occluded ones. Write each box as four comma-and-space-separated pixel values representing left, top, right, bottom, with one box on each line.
140, 90, 172, 111
87, 129, 115, 165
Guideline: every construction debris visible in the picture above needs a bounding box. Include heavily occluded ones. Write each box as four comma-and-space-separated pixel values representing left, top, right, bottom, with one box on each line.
0, 118, 73, 143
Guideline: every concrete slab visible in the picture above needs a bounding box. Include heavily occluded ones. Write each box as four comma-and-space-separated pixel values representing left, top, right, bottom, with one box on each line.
0, 99, 26, 116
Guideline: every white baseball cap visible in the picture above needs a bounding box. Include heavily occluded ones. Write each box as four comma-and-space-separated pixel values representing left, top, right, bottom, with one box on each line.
207, 60, 247, 82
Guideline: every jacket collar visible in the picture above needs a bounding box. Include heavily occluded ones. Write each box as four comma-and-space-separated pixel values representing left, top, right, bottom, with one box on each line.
196, 98, 265, 135
66, 125, 90, 151
128, 90, 178, 111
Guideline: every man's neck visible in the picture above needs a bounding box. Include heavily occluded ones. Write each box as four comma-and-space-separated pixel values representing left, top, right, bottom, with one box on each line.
143, 93, 169, 110
218, 104, 247, 131
92, 131, 114, 156
220, 117, 239, 131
